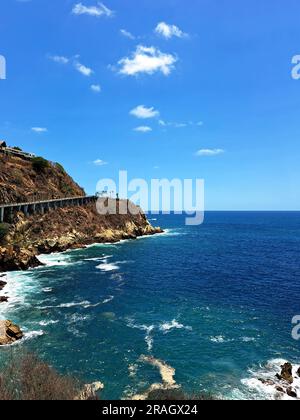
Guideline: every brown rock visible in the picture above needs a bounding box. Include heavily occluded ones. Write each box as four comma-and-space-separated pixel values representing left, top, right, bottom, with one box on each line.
278, 363, 294, 384
0, 280, 7, 291
0, 320, 23, 345
275, 386, 284, 393
259, 378, 275, 386
0, 296, 8, 303
286, 387, 297, 398
0, 246, 42, 272
297, 367, 300, 378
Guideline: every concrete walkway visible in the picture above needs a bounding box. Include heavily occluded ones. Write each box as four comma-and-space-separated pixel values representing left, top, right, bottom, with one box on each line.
0, 195, 96, 223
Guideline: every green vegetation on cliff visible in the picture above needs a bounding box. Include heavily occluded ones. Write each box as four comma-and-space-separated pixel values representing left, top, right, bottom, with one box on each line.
0, 152, 85, 204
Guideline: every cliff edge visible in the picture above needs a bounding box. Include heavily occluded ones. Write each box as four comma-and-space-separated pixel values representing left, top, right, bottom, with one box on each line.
0, 150, 162, 272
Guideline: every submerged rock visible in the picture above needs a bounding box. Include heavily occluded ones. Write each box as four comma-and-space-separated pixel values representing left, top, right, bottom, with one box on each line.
286, 387, 297, 398
0, 320, 23, 345
0, 280, 7, 291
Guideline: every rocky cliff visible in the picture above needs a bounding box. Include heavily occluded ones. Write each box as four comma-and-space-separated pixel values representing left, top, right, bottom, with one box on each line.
0, 152, 84, 203
0, 151, 162, 272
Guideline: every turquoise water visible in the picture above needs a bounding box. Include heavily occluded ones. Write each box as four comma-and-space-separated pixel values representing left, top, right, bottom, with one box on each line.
1, 212, 300, 399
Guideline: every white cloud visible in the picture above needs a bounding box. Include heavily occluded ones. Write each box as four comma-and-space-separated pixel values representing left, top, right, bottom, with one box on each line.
118, 45, 177, 76
196, 149, 224, 156
48, 55, 69, 64
155, 22, 188, 39
90, 84, 101, 93
120, 29, 135, 40
72, 2, 114, 18
134, 126, 152, 133
74, 60, 93, 76
49, 55, 94, 78
130, 105, 159, 119
93, 159, 107, 166
31, 127, 48, 133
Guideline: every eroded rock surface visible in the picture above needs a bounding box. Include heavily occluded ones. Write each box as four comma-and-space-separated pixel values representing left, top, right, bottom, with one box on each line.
0, 320, 23, 345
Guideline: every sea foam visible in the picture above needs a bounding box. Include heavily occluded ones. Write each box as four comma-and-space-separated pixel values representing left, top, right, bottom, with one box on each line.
241, 359, 300, 400
159, 319, 192, 333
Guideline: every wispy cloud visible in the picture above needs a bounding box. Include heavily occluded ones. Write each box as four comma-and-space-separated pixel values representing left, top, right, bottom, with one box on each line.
48, 55, 69, 64
159, 120, 203, 128
72, 2, 114, 18
93, 159, 108, 166
118, 45, 177, 76
196, 149, 224, 156
90, 84, 101, 93
130, 105, 159, 119
155, 22, 188, 39
120, 29, 135, 40
31, 127, 48, 133
74, 60, 93, 76
133, 126, 152, 133
48, 54, 94, 78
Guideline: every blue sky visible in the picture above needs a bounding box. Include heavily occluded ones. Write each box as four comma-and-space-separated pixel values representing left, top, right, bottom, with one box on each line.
1, 0, 300, 210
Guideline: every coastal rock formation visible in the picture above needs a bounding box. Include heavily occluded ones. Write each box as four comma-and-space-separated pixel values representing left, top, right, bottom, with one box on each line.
257, 361, 300, 399
75, 381, 104, 400
132, 356, 179, 400
276, 362, 294, 384
0, 246, 42, 272
0, 204, 162, 272
0, 320, 23, 345
0, 152, 84, 204
0, 296, 8, 303
0, 152, 162, 272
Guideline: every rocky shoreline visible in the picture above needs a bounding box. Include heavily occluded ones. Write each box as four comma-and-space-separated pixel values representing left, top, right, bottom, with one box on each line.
257, 362, 300, 400
0, 320, 23, 345
0, 203, 163, 273
0, 226, 163, 273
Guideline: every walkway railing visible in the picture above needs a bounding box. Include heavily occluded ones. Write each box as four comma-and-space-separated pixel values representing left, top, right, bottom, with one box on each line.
0, 195, 96, 223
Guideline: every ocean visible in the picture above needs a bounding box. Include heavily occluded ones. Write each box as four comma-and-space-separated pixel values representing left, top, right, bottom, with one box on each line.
1, 212, 300, 400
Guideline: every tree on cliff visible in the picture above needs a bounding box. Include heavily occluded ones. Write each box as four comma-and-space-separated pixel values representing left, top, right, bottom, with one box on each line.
32, 157, 49, 173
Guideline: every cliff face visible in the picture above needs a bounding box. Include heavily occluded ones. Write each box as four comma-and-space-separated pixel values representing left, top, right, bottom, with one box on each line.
0, 153, 162, 272
0, 152, 84, 203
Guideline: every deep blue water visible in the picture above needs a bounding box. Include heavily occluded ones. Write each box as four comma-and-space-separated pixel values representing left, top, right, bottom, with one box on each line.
1, 212, 300, 399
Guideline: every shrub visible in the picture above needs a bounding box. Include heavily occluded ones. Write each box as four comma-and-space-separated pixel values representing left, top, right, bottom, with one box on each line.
32, 157, 49, 173
0, 223, 9, 244
0, 353, 99, 401
56, 162, 66, 173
